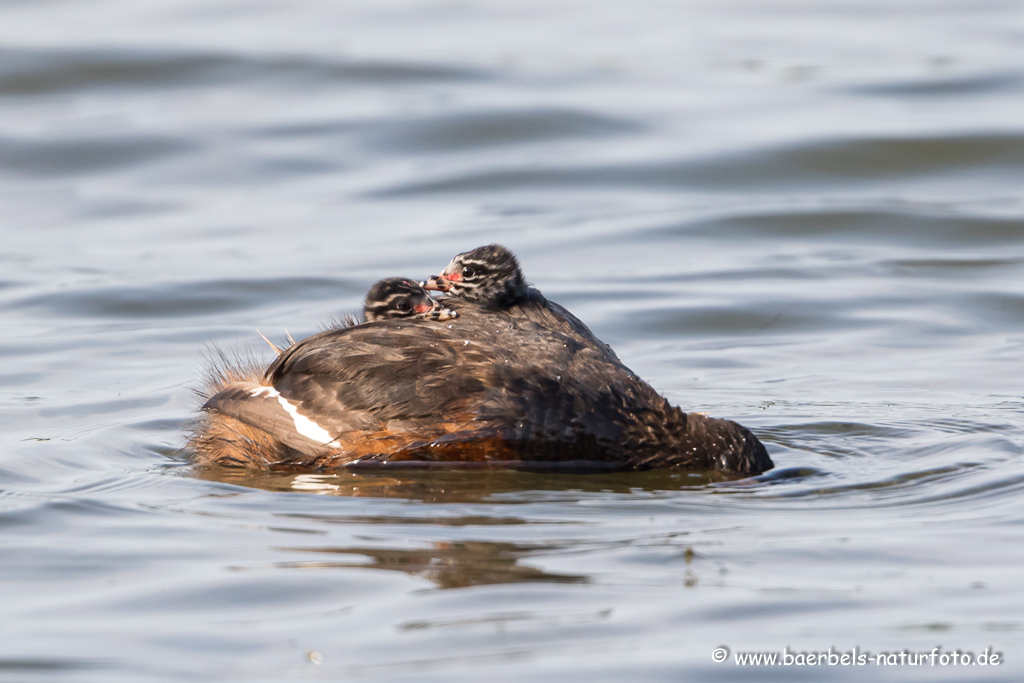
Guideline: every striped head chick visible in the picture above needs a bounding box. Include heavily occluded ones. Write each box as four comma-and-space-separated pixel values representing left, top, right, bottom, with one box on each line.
363, 278, 457, 322
422, 244, 529, 310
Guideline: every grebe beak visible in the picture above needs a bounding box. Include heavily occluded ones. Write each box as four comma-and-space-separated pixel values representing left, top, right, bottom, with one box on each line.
422, 275, 453, 292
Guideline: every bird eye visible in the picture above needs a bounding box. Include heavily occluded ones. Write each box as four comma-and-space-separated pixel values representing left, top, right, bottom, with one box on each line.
462, 266, 474, 278
397, 300, 411, 312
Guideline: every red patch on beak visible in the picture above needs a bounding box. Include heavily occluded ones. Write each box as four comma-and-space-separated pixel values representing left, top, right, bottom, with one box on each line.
414, 303, 432, 314
444, 272, 461, 282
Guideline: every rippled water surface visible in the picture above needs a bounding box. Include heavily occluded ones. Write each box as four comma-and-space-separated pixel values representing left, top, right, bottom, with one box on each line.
3, 1, 1024, 680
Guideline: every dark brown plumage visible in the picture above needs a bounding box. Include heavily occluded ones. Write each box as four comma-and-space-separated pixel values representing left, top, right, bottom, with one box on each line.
187, 250, 773, 476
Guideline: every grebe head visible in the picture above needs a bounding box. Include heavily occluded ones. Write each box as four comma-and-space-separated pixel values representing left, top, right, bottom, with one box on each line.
364, 278, 457, 322
423, 244, 528, 309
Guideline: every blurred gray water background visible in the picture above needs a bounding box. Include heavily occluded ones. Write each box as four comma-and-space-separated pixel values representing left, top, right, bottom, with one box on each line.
2, 1, 1023, 680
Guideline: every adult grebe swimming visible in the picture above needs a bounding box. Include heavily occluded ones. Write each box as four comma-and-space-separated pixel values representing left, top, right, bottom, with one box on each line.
188, 251, 772, 475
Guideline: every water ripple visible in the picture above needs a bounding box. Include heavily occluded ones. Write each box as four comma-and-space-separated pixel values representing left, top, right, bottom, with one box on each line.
370, 133, 1024, 197
845, 72, 1023, 98
360, 108, 643, 154
10, 277, 360, 319
0, 134, 195, 177
0, 47, 487, 98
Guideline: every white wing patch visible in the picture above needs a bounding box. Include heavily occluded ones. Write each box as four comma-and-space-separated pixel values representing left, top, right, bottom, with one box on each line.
249, 385, 336, 445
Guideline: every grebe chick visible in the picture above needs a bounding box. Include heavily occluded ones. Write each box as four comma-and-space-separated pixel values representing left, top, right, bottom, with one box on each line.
424, 244, 618, 361
423, 244, 528, 309
364, 277, 456, 322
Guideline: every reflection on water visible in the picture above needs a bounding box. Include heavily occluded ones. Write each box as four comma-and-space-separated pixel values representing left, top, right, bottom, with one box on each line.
261, 541, 589, 589
193, 467, 729, 502
2, 0, 1024, 680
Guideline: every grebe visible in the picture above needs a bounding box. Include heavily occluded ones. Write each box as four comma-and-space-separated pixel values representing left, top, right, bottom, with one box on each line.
188, 253, 772, 475
363, 277, 456, 322
423, 244, 621, 360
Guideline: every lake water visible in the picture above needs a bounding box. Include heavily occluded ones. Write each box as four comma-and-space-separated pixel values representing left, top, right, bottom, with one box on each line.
2, 1, 1023, 680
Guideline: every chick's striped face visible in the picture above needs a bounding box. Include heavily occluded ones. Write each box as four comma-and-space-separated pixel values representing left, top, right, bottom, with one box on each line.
364, 278, 457, 322
441, 256, 498, 296
429, 245, 528, 307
